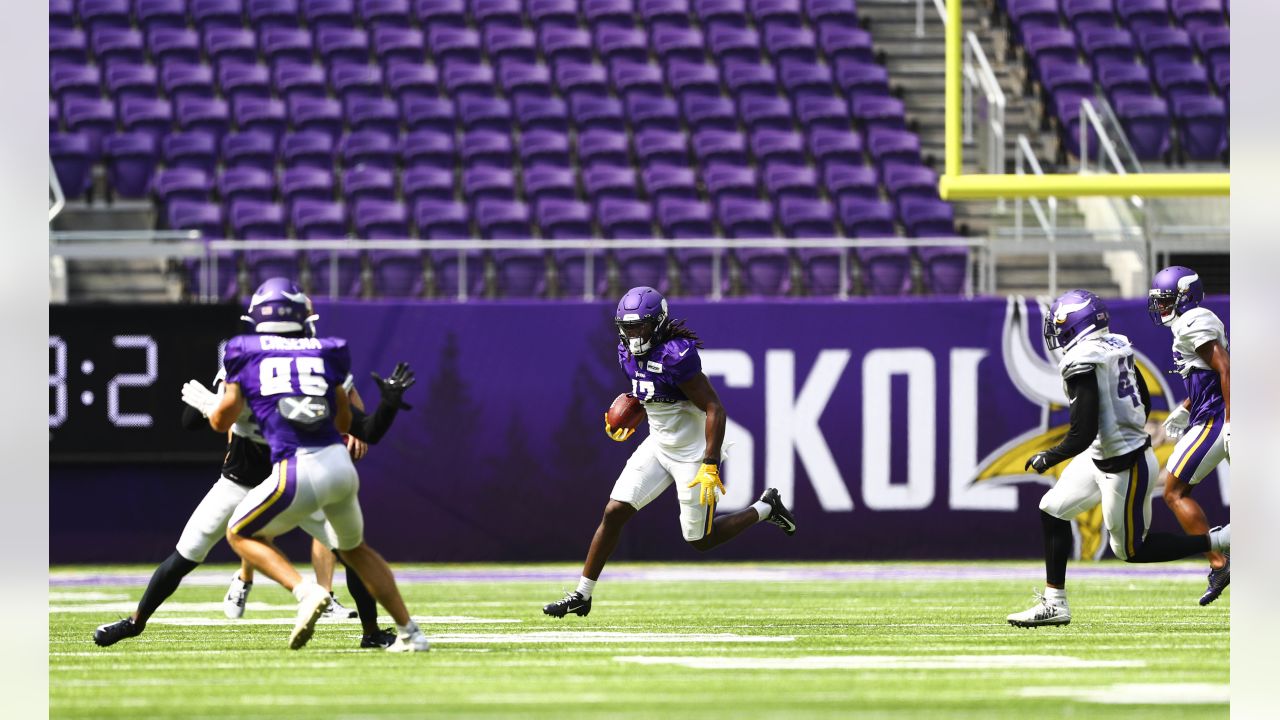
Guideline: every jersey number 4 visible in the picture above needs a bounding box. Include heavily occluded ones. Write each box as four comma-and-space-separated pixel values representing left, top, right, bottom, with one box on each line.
259, 357, 328, 397
1116, 356, 1140, 408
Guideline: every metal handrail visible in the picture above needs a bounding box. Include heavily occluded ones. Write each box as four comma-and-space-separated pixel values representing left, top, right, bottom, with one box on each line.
962, 30, 1006, 210
1078, 98, 1143, 209
48, 158, 66, 223
917, 0, 948, 36
1012, 134, 1058, 296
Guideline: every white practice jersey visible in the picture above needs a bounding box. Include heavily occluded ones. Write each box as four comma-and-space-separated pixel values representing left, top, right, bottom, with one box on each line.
1058, 331, 1149, 461
1170, 307, 1228, 377
213, 366, 355, 445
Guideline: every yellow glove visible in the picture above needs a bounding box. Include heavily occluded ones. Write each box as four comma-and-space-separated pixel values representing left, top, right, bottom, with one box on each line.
604, 412, 635, 442
687, 462, 725, 508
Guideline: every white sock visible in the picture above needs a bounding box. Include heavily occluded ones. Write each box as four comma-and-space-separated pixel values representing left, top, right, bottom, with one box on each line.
751, 501, 772, 521
1044, 587, 1067, 605
292, 580, 322, 602
396, 620, 420, 637
576, 576, 597, 599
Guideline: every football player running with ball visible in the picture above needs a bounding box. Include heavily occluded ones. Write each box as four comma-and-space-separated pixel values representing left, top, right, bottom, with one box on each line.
543, 287, 797, 618
1007, 290, 1230, 628
1148, 266, 1232, 605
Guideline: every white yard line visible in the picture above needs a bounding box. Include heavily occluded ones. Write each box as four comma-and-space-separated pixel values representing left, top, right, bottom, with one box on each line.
1020, 683, 1229, 704
615, 654, 1146, 670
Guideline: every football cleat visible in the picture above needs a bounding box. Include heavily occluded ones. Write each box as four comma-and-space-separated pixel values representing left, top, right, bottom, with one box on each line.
93, 618, 143, 647
543, 591, 592, 618
322, 593, 358, 620
385, 630, 431, 653
288, 586, 331, 650
1007, 591, 1071, 628
760, 488, 797, 536
223, 574, 252, 619
1199, 556, 1230, 606
361, 628, 398, 649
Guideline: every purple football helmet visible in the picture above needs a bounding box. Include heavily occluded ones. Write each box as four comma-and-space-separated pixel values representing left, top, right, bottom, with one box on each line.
241, 277, 319, 336
1147, 265, 1204, 326
615, 286, 670, 356
1043, 289, 1109, 351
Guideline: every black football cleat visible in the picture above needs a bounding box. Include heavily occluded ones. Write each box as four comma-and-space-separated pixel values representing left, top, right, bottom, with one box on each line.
760, 488, 797, 536
543, 591, 591, 618
94, 618, 143, 647
360, 627, 398, 649
1199, 556, 1230, 606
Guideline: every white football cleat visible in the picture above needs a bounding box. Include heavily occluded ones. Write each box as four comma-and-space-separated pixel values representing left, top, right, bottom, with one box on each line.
322, 593, 357, 619
385, 629, 431, 653
223, 574, 252, 619
288, 585, 331, 650
1007, 591, 1071, 628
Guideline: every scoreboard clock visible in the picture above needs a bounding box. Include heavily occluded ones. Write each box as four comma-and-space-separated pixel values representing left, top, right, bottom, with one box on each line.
50, 305, 242, 463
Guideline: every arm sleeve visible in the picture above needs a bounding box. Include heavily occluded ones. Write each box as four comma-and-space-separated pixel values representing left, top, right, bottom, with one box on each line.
1040, 370, 1100, 467
1136, 367, 1151, 419
346, 399, 401, 444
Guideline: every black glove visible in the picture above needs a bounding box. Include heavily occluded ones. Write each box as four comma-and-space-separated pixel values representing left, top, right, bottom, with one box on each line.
1025, 452, 1053, 475
371, 362, 416, 410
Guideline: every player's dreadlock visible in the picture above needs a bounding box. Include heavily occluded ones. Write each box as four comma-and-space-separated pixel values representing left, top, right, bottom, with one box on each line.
661, 318, 703, 348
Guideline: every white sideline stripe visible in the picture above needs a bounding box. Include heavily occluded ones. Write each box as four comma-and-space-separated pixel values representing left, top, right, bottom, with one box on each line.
427, 632, 795, 645
1020, 683, 1229, 705
51, 601, 297, 614
143, 615, 521, 626
614, 655, 1145, 670
48, 592, 129, 601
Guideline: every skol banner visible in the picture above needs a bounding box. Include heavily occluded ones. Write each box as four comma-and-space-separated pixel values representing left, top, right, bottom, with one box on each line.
49, 297, 1230, 563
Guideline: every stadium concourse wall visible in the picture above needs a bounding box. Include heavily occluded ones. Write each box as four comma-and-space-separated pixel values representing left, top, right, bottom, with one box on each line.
50, 297, 1230, 564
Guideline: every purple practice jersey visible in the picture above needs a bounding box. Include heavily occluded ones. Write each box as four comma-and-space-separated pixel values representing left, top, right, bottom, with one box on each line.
1168, 307, 1227, 426
223, 334, 352, 463
618, 337, 708, 460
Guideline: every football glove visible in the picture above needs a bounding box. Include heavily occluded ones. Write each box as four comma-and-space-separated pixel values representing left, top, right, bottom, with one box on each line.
604, 413, 635, 442
1025, 452, 1053, 475
181, 379, 221, 418
371, 362, 415, 410
1163, 404, 1191, 440
687, 462, 725, 507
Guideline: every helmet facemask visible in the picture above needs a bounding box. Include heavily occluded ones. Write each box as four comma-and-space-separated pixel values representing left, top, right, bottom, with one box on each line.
617, 318, 658, 356
1147, 290, 1179, 327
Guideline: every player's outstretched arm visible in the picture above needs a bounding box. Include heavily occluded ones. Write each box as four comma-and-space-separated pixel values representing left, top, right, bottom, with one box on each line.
208, 382, 246, 433
347, 362, 416, 444
1026, 369, 1099, 473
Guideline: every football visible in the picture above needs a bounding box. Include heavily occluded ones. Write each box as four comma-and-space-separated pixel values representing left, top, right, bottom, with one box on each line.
606, 393, 646, 431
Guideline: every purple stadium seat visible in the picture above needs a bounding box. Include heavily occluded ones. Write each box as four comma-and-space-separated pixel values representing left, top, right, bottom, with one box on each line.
709, 26, 762, 64
796, 95, 851, 132
1213, 63, 1228, 99
1023, 28, 1080, 70
599, 197, 656, 238
740, 95, 794, 133
704, 165, 759, 201
236, 98, 290, 142
161, 64, 216, 104
413, 199, 470, 237
851, 95, 907, 135
401, 165, 454, 204
148, 28, 203, 66
578, 129, 630, 168
1117, 0, 1171, 33
192, 0, 248, 31
737, 248, 792, 296
524, 166, 577, 203
459, 96, 513, 132
81, 0, 132, 33
64, 98, 117, 154
751, 0, 803, 31
918, 245, 968, 295
51, 29, 90, 65
345, 97, 401, 137
643, 166, 698, 201
387, 62, 440, 103
1042, 62, 1096, 116
293, 198, 349, 236
402, 97, 457, 133
693, 129, 750, 167
288, 97, 344, 140
343, 166, 397, 203
666, 60, 722, 98
317, 28, 371, 65
176, 97, 231, 141
121, 97, 175, 141
105, 63, 159, 101
642, 0, 693, 28
281, 166, 337, 207
375, 28, 428, 67
475, 199, 532, 237
571, 96, 626, 132
401, 129, 457, 168
472, 0, 523, 29
168, 200, 226, 238
823, 162, 879, 202
248, 0, 301, 29
261, 28, 314, 65
1114, 95, 1172, 159
1007, 0, 1061, 34
653, 27, 707, 64
273, 62, 328, 105
717, 197, 774, 236
1064, 0, 1117, 34
1155, 62, 1211, 102
51, 65, 102, 106
554, 62, 609, 103
463, 166, 517, 202
330, 63, 385, 103
805, 0, 857, 30
50, 0, 75, 30
764, 164, 820, 200
353, 198, 410, 238
808, 127, 863, 168
528, 0, 578, 28
221, 131, 278, 171
884, 164, 940, 206
779, 59, 836, 98
635, 130, 691, 168
521, 129, 573, 167
501, 63, 553, 101
751, 129, 806, 168
460, 130, 514, 167
536, 198, 593, 237
92, 28, 147, 66
362, 0, 413, 29
219, 166, 276, 205
1173, 95, 1227, 160
867, 128, 922, 169
219, 64, 272, 105
153, 168, 215, 208
163, 132, 219, 174
204, 27, 259, 68
296, 205, 364, 298
723, 61, 778, 97
695, 0, 748, 30
835, 59, 891, 98
764, 26, 817, 64
1081, 28, 1137, 68
340, 130, 397, 169
626, 95, 681, 131
231, 199, 288, 239
442, 61, 497, 99
414, 0, 467, 29
281, 130, 336, 168
361, 207, 426, 297
538, 27, 592, 67
305, 0, 358, 29
485, 27, 537, 65
657, 198, 715, 237
1137, 27, 1194, 68
583, 0, 635, 28
514, 96, 569, 132
1173, 0, 1226, 32
899, 198, 956, 237
584, 166, 639, 200
596, 27, 649, 64
430, 27, 483, 65
682, 95, 738, 132
50, 100, 59, 134
1099, 61, 1153, 100
1195, 26, 1230, 69
778, 197, 836, 237
50, 133, 97, 199
838, 196, 895, 236
818, 25, 874, 64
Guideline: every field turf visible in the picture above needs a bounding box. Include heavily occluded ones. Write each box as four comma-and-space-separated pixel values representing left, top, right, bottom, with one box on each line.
50, 562, 1228, 719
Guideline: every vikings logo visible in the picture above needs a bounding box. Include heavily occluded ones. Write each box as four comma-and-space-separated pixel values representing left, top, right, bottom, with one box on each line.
971, 297, 1180, 560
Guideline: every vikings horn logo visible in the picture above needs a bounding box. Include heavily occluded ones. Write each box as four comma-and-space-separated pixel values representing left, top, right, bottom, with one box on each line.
971, 297, 1179, 560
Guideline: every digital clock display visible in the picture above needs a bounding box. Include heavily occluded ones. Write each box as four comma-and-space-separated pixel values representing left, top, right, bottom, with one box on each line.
50, 305, 243, 463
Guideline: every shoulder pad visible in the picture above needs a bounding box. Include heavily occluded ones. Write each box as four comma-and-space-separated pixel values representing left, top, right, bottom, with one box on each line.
657, 337, 699, 365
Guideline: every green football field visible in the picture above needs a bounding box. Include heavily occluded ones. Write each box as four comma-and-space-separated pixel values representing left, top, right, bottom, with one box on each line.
50, 562, 1228, 719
